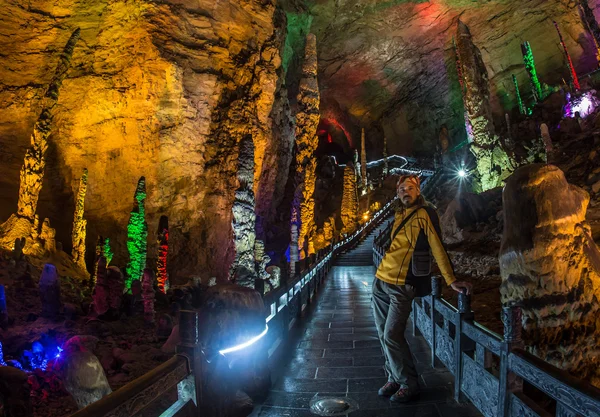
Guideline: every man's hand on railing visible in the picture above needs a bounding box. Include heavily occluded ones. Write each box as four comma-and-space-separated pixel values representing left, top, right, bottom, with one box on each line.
450, 281, 472, 296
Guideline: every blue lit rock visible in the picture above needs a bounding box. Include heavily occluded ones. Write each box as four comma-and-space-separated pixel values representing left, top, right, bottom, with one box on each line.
39, 263, 61, 319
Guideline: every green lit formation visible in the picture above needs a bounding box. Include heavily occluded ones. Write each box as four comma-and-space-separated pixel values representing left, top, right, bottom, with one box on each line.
125, 177, 148, 290
102, 237, 113, 265
512, 75, 525, 115
282, 12, 313, 76
521, 41, 543, 102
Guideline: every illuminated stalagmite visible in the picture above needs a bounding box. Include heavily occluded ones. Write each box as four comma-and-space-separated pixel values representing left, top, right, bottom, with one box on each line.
293, 33, 320, 258
156, 216, 169, 293
125, 177, 148, 290
500, 164, 600, 387
360, 129, 367, 193
455, 20, 512, 191
230, 135, 257, 287
71, 169, 88, 269
341, 165, 358, 234
0, 29, 80, 253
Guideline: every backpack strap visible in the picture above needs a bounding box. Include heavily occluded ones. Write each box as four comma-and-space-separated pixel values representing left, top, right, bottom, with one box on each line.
389, 206, 422, 244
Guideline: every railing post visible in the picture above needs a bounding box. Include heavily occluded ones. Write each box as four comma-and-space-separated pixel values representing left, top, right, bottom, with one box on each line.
430, 276, 441, 367
177, 310, 202, 415
498, 305, 524, 417
454, 290, 472, 402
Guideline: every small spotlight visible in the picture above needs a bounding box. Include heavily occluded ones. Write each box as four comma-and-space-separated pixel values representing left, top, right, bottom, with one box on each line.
458, 169, 467, 178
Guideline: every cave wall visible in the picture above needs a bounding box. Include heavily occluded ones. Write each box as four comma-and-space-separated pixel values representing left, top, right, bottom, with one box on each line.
311, 0, 600, 155
0, 0, 292, 282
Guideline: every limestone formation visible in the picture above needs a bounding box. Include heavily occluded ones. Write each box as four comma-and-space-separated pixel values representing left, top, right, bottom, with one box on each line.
107, 266, 124, 312
0, 366, 32, 417
92, 257, 109, 316
293, 33, 320, 259
500, 164, 600, 387
455, 20, 512, 191
39, 263, 61, 319
0, 29, 80, 254
125, 177, 148, 290
579, 0, 600, 66
71, 168, 88, 270
540, 123, 553, 161
290, 223, 299, 276
266, 265, 281, 291
0, 284, 8, 329
341, 165, 358, 234
230, 135, 257, 287
383, 136, 389, 177
142, 269, 155, 323
156, 215, 169, 293
60, 350, 112, 409
254, 239, 270, 281
360, 128, 367, 194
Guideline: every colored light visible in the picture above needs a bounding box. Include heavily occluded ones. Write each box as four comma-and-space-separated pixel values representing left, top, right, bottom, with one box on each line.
219, 324, 269, 355
521, 42, 543, 101
458, 169, 467, 178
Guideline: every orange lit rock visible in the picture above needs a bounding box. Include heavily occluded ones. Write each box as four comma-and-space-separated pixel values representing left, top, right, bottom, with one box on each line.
293, 33, 320, 259
341, 165, 358, 234
71, 168, 88, 270
500, 164, 600, 387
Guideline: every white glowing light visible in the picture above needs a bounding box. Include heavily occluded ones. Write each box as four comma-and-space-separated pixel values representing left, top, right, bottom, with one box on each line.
219, 324, 268, 355
458, 169, 467, 178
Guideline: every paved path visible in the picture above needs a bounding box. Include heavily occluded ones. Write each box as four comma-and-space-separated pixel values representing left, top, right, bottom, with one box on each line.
251, 225, 482, 417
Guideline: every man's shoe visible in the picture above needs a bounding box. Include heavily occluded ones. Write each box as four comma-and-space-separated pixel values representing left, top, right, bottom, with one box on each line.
378, 382, 400, 397
390, 386, 419, 403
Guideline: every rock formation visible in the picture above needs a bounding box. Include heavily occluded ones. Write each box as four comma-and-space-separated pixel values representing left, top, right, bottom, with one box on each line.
60, 350, 112, 409
540, 123, 553, 161
579, 0, 600, 66
360, 128, 367, 194
341, 165, 358, 234
92, 257, 109, 316
71, 168, 88, 270
383, 136, 389, 177
0, 284, 8, 329
500, 164, 600, 387
230, 135, 257, 288
0, 28, 80, 255
455, 20, 513, 191
107, 266, 124, 313
39, 263, 61, 319
125, 177, 148, 290
293, 33, 320, 259
156, 215, 169, 293
554, 21, 580, 90
254, 239, 270, 282
142, 268, 155, 324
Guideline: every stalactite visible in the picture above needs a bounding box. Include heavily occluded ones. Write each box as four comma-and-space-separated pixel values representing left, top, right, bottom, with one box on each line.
125, 177, 148, 290
455, 20, 512, 191
0, 29, 80, 252
521, 42, 543, 102
156, 215, 169, 293
341, 165, 358, 234
360, 128, 367, 193
293, 33, 320, 259
579, 1, 600, 67
383, 136, 388, 177
512, 75, 526, 115
553, 21, 580, 90
71, 168, 88, 270
230, 135, 257, 287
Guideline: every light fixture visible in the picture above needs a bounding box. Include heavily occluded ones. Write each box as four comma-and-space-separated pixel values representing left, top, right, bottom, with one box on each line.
458, 169, 467, 178
219, 324, 269, 355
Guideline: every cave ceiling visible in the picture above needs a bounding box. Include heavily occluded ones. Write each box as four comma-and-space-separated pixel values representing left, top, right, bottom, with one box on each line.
299, 0, 600, 154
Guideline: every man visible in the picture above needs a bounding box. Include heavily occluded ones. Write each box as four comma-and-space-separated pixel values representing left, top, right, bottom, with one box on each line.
373, 174, 472, 402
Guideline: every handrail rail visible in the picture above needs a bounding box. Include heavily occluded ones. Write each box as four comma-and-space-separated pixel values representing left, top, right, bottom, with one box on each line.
372, 226, 600, 417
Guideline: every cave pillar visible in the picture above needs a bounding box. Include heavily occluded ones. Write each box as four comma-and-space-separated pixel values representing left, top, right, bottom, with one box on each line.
0, 29, 80, 253
341, 165, 358, 234
71, 168, 88, 270
230, 135, 258, 288
360, 128, 367, 194
455, 20, 512, 191
500, 164, 600, 387
293, 33, 320, 259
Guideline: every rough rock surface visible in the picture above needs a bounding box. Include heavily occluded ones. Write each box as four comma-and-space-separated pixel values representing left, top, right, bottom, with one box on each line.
0, 0, 290, 282
500, 164, 600, 387
59, 350, 112, 409
340, 164, 358, 234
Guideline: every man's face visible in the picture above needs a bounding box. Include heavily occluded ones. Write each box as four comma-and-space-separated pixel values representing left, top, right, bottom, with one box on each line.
397, 180, 420, 207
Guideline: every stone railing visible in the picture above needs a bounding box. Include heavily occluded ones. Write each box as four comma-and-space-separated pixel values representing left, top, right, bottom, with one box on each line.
69, 199, 397, 417
373, 226, 600, 417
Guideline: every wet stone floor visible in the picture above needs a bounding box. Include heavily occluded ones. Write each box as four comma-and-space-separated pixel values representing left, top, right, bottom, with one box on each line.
251, 265, 483, 417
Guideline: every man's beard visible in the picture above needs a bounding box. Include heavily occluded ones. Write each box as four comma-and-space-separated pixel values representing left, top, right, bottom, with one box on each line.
402, 196, 418, 207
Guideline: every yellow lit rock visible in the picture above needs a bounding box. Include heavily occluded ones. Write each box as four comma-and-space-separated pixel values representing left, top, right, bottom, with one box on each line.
71, 169, 88, 270
341, 165, 358, 234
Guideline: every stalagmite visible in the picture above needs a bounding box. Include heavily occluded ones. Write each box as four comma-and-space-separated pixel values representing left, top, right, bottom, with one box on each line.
39, 264, 61, 319
156, 216, 169, 293
71, 168, 88, 270
0, 29, 80, 252
500, 164, 600, 387
230, 135, 257, 287
360, 128, 367, 193
142, 269, 155, 324
293, 33, 320, 259
540, 123, 553, 161
254, 239, 270, 281
383, 136, 389, 176
341, 165, 358, 234
579, 0, 600, 66
125, 177, 148, 290
0, 285, 8, 328
455, 20, 512, 191
521, 42, 543, 102
290, 223, 299, 276
107, 266, 124, 313
92, 257, 109, 316
554, 21, 580, 90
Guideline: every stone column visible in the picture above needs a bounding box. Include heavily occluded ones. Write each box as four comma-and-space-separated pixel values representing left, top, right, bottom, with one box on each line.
293, 33, 320, 259
360, 128, 367, 194
455, 20, 511, 191
341, 165, 358, 234
125, 177, 148, 290
71, 168, 88, 270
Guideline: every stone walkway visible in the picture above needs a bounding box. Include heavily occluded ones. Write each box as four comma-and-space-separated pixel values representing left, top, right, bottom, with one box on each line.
251, 240, 483, 417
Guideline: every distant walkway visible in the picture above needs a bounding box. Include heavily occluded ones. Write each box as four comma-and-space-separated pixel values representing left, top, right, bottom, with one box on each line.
251, 224, 482, 416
